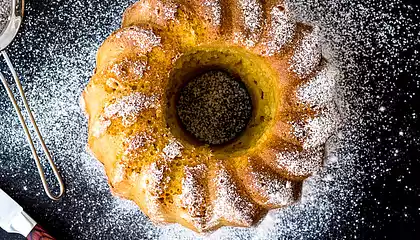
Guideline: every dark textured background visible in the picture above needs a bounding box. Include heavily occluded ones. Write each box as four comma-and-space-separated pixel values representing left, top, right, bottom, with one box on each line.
0, 0, 419, 239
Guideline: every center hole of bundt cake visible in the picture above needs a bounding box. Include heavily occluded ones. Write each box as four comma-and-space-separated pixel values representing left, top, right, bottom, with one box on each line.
176, 70, 252, 145
165, 47, 279, 156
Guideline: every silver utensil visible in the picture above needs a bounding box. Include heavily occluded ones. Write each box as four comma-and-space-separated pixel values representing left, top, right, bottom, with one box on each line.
0, 0, 65, 200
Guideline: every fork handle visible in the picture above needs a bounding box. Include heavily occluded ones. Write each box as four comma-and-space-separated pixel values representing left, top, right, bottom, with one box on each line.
27, 224, 55, 240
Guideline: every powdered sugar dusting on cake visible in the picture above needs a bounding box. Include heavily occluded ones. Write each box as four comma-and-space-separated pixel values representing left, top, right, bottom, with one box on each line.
291, 105, 339, 149
265, 6, 296, 56
267, 181, 294, 205
232, 0, 263, 47
290, 63, 341, 158
104, 92, 159, 126
142, 161, 171, 221
111, 58, 148, 80
124, 133, 155, 155
130, 0, 177, 25
275, 146, 324, 177
110, 162, 126, 184
248, 168, 296, 206
162, 139, 183, 159
203, 0, 221, 26
210, 164, 260, 226
147, 162, 167, 196
124, 138, 182, 221
115, 26, 161, 52
136, 0, 151, 14
297, 64, 338, 108
290, 27, 321, 78
239, 0, 262, 33
92, 116, 111, 137
178, 164, 208, 230
161, 2, 178, 20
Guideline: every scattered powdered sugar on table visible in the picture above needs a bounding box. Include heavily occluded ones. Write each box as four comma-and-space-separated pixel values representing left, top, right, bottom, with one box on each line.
0, 1, 10, 34
0, 0, 418, 239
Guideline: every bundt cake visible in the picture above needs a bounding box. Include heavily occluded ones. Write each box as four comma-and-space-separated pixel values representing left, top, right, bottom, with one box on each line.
82, 0, 337, 232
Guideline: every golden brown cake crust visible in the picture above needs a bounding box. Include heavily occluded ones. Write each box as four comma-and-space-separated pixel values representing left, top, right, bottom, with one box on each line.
82, 0, 335, 232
